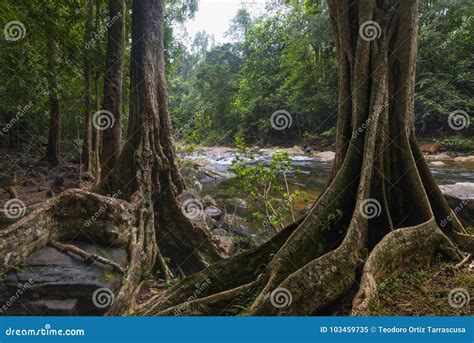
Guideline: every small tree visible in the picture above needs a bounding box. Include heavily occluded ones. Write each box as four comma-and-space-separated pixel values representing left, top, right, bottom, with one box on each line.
229, 135, 305, 232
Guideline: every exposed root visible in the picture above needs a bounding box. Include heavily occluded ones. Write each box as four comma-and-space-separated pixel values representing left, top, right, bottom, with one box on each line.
455, 254, 472, 269
136, 218, 303, 315
0, 189, 134, 275
451, 231, 474, 254
48, 240, 126, 274
158, 282, 258, 316
351, 218, 461, 316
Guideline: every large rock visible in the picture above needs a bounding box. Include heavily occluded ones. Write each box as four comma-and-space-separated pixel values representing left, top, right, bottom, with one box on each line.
0, 242, 126, 316
424, 152, 451, 161
205, 206, 222, 220
454, 156, 474, 163
213, 236, 236, 256
429, 161, 446, 167
311, 151, 335, 162
439, 182, 474, 227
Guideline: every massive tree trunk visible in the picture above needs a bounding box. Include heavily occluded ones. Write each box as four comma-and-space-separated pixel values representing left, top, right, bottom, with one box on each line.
100, 0, 125, 178
44, 37, 62, 166
82, 0, 102, 179
1, 0, 221, 316
132, 0, 470, 316
82, 0, 94, 175
96, 0, 222, 277
91, 0, 102, 180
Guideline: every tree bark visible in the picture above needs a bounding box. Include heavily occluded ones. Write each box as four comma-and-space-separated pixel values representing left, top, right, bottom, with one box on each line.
82, 0, 94, 174
100, 0, 125, 178
96, 0, 222, 275
44, 37, 62, 166
91, 0, 102, 180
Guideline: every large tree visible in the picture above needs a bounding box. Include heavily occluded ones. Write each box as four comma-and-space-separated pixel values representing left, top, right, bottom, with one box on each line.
44, 35, 62, 165
0, 0, 221, 316
82, 0, 94, 174
133, 0, 472, 316
100, 0, 125, 177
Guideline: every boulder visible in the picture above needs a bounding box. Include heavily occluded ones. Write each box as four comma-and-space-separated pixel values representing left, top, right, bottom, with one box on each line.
285, 146, 306, 156
204, 206, 222, 220
454, 156, 474, 163
311, 151, 335, 162
0, 242, 126, 316
424, 152, 451, 161
213, 236, 236, 256
429, 161, 446, 167
439, 182, 474, 227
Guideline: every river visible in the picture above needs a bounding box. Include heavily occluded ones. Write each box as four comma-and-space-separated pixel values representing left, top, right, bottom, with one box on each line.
184, 148, 474, 241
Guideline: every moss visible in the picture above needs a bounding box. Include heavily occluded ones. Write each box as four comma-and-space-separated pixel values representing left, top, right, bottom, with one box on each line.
102, 270, 116, 283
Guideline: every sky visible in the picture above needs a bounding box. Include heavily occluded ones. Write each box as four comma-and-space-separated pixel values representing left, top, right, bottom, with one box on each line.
183, 0, 269, 45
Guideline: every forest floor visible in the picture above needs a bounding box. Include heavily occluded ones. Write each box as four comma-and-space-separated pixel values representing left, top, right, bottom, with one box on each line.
332, 245, 474, 316
370, 262, 473, 316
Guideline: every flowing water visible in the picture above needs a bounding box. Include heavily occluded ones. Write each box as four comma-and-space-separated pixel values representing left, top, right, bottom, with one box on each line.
186, 149, 474, 240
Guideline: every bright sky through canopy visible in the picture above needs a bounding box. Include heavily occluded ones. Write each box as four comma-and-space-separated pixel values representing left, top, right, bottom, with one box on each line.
184, 0, 268, 44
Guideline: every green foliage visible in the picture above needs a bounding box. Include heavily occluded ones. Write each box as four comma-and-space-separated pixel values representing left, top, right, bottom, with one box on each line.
169, 1, 472, 146
170, 3, 337, 145
415, 1, 473, 134
229, 134, 305, 232
440, 135, 474, 152
320, 127, 336, 138
319, 208, 342, 232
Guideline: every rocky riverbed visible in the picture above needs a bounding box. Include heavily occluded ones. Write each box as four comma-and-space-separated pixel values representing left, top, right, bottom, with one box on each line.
180, 145, 474, 249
